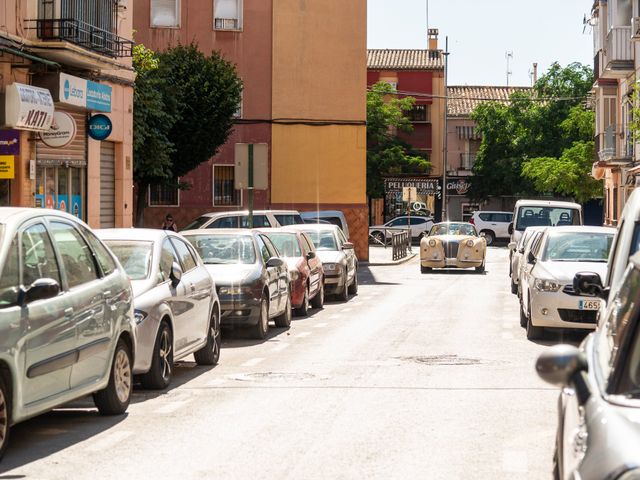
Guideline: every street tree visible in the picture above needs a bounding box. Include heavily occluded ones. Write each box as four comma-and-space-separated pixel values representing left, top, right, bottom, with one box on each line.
367, 82, 431, 198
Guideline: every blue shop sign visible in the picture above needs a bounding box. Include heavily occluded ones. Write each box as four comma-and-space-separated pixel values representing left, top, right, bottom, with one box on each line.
88, 114, 113, 141
87, 81, 112, 112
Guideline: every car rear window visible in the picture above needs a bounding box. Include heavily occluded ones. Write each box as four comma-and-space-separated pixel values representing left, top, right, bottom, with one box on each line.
186, 234, 257, 264
305, 230, 338, 251
479, 213, 490, 221
265, 233, 302, 257
275, 214, 304, 226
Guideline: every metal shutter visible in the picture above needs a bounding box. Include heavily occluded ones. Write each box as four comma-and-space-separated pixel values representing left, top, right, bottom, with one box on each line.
100, 142, 115, 228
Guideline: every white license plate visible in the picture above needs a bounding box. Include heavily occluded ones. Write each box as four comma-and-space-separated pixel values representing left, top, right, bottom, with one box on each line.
578, 300, 600, 310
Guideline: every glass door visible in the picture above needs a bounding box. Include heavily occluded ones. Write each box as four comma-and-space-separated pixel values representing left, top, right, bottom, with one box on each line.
0, 180, 9, 206
57, 168, 69, 213
35, 166, 85, 219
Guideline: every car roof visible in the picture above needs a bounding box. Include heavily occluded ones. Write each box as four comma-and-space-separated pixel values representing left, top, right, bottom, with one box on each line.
0, 207, 83, 225
514, 199, 581, 209
474, 211, 511, 214
181, 228, 254, 236
95, 228, 171, 242
197, 210, 300, 218
432, 221, 475, 227
288, 223, 340, 232
255, 228, 300, 234
544, 226, 616, 235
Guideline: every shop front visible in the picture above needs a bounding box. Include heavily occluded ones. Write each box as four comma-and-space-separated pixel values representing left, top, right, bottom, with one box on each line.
383, 176, 442, 222
0, 130, 20, 206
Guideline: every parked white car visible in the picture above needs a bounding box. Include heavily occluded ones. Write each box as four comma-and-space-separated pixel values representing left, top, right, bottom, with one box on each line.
469, 211, 513, 245
516, 228, 546, 300
182, 210, 304, 230
369, 215, 434, 244
520, 226, 615, 340
508, 199, 582, 250
509, 226, 546, 294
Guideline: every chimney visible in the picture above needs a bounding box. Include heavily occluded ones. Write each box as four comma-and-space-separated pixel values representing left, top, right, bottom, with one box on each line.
428, 28, 439, 50
533, 63, 538, 84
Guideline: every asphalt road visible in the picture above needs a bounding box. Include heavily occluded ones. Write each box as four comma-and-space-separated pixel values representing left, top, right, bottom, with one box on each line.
1, 247, 572, 479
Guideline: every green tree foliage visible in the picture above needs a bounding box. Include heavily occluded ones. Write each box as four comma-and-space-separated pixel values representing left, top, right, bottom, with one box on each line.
367, 82, 431, 197
133, 42, 242, 226
470, 62, 598, 202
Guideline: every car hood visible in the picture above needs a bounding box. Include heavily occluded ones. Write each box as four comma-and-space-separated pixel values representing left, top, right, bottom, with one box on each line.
316, 250, 344, 264
131, 278, 157, 298
203, 264, 259, 285
428, 234, 476, 243
535, 261, 608, 283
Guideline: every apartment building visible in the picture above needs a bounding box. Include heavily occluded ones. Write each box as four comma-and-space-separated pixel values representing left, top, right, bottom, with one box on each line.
0, 0, 135, 227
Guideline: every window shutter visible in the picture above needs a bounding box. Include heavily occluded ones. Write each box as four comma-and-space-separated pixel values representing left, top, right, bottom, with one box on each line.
151, 0, 179, 27
215, 0, 239, 19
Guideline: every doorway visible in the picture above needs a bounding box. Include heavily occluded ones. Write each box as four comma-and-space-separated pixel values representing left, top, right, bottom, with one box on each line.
35, 165, 85, 220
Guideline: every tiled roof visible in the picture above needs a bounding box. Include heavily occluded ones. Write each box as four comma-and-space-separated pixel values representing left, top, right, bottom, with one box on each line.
367, 49, 444, 70
447, 86, 532, 117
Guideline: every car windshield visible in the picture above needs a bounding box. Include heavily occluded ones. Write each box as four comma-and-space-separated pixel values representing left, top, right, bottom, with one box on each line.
181, 216, 211, 231
542, 232, 614, 262
305, 230, 338, 251
429, 223, 477, 236
266, 233, 301, 257
186, 235, 256, 264
515, 206, 579, 231
105, 241, 153, 280
274, 214, 304, 226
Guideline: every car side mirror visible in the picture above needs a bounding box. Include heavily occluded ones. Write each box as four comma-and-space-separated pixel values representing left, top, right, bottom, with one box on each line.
508, 242, 516, 250
170, 262, 183, 287
536, 345, 588, 388
527, 252, 536, 264
508, 223, 514, 235
574, 272, 609, 300
20, 278, 60, 305
306, 251, 316, 260
342, 242, 355, 250
266, 257, 284, 268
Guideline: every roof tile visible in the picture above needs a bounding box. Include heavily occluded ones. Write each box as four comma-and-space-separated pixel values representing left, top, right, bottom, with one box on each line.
367, 49, 444, 70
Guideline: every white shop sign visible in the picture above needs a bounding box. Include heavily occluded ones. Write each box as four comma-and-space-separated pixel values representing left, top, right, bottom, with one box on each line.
39, 111, 77, 148
59, 73, 87, 109
4, 83, 54, 132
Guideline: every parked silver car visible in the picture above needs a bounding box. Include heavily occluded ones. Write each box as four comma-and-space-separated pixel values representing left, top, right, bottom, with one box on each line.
96, 229, 221, 389
537, 252, 640, 480
290, 224, 358, 301
182, 229, 291, 339
0, 208, 136, 458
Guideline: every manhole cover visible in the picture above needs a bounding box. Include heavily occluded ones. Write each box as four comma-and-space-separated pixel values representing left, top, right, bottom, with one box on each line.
228, 372, 320, 382
397, 355, 482, 366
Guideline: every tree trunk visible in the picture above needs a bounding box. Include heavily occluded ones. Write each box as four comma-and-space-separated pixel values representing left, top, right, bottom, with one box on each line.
135, 181, 148, 228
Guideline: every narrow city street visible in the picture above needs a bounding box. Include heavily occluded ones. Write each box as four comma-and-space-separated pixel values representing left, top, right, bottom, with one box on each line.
1, 247, 564, 479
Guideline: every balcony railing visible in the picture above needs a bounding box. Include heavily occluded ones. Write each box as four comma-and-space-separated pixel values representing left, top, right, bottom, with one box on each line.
603, 26, 633, 75
460, 153, 477, 170
214, 18, 240, 30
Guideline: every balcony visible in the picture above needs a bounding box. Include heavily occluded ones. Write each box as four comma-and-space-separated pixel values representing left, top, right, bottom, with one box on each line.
632, 17, 640, 40
598, 124, 632, 163
602, 26, 633, 78
460, 153, 477, 170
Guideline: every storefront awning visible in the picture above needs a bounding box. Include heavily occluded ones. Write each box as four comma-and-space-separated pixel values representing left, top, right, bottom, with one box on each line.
0, 46, 60, 68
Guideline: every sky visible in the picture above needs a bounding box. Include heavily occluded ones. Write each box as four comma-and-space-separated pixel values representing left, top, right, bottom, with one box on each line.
367, 0, 594, 87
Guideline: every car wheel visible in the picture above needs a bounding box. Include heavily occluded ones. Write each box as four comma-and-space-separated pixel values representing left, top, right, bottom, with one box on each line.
294, 286, 310, 317
0, 375, 10, 460
475, 262, 485, 273
310, 281, 324, 309
370, 231, 384, 245
421, 266, 432, 274
553, 445, 560, 480
482, 230, 495, 246
251, 296, 269, 340
338, 273, 349, 301
526, 301, 544, 340
348, 269, 358, 295
274, 294, 292, 328
519, 298, 527, 328
140, 321, 173, 389
511, 279, 518, 295
194, 308, 221, 366
94, 338, 132, 415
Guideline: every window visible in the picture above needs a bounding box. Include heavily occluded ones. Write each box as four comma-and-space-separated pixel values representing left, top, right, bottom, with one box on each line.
478, 213, 491, 222
233, 91, 243, 119
78, 225, 117, 276
151, 0, 180, 27
171, 238, 198, 272
0, 235, 20, 307
213, 165, 241, 206
255, 235, 271, 264
240, 215, 270, 228
149, 184, 179, 207
410, 218, 427, 225
211, 216, 239, 228
267, 233, 302, 258
160, 239, 180, 282
105, 241, 153, 281
274, 214, 304, 226
49, 222, 99, 289
214, 0, 242, 30
407, 105, 429, 122
261, 235, 279, 258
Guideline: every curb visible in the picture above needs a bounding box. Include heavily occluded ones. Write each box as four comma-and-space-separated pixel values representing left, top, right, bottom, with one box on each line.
362, 252, 417, 267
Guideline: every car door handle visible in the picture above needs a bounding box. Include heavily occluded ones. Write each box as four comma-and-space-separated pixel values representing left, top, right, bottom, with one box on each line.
103, 290, 111, 298
64, 307, 74, 319
190, 284, 196, 293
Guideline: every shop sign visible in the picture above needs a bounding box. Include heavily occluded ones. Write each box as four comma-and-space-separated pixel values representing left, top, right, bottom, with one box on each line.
0, 156, 15, 179
39, 112, 77, 148
384, 177, 442, 198
88, 114, 113, 141
4, 83, 54, 132
0, 130, 20, 155
57, 73, 112, 112
86, 81, 112, 112
446, 178, 472, 196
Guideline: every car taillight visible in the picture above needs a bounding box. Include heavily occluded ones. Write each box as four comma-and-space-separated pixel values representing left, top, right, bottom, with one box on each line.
469, 217, 475, 225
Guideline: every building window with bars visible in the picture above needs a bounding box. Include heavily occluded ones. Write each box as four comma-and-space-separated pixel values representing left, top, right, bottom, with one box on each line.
151, 0, 180, 27
213, 165, 241, 206
149, 184, 179, 206
407, 105, 429, 122
214, 0, 243, 30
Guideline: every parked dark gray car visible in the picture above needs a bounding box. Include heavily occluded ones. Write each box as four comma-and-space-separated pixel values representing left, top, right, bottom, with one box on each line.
182, 229, 291, 339
536, 252, 640, 480
0, 208, 136, 459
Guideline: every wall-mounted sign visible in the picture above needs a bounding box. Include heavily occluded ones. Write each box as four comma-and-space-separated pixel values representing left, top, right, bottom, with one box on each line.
86, 81, 112, 112
445, 178, 471, 196
3, 83, 54, 132
0, 130, 20, 155
0, 156, 15, 179
34, 73, 112, 113
60, 73, 86, 109
384, 177, 442, 198
88, 114, 113, 141
234, 143, 268, 189
39, 111, 77, 148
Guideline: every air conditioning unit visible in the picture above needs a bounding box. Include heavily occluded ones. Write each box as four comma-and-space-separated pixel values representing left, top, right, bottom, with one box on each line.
632, 17, 640, 40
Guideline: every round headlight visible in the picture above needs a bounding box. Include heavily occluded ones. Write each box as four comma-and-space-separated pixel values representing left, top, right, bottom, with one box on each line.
616, 469, 640, 480
428, 239, 436, 247
466, 240, 474, 247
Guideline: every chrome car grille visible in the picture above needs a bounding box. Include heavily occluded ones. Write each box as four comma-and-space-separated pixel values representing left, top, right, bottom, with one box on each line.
442, 241, 459, 258
557, 309, 598, 324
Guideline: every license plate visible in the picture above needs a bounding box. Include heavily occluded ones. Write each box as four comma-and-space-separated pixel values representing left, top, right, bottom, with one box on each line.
578, 300, 600, 310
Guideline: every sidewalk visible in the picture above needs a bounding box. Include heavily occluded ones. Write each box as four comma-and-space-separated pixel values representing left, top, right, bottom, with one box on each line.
362, 246, 417, 266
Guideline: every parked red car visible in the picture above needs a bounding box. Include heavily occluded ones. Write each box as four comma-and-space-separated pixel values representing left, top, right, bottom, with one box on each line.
259, 229, 324, 315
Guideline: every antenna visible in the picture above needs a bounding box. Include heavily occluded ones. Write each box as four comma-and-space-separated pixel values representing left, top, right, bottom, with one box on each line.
426, 0, 429, 36
505, 51, 513, 87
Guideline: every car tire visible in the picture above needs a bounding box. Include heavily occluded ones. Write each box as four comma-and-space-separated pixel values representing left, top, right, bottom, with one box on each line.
251, 296, 269, 340
348, 269, 358, 295
94, 338, 132, 415
553, 445, 561, 480
194, 308, 221, 366
338, 273, 349, 302
482, 230, 495, 246
310, 281, 324, 309
511, 279, 518, 295
370, 231, 384, 245
0, 374, 10, 460
274, 294, 292, 328
519, 298, 527, 328
421, 266, 432, 274
475, 261, 486, 273
526, 301, 544, 340
140, 321, 173, 390
294, 286, 310, 317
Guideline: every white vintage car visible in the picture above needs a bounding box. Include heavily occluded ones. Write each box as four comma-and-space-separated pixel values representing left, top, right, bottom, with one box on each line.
420, 222, 487, 273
